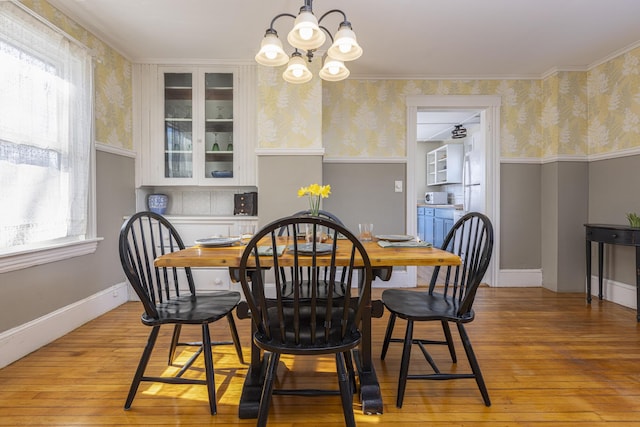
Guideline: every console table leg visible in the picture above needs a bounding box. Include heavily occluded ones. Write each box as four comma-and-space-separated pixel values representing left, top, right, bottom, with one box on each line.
586, 240, 592, 303
598, 242, 604, 300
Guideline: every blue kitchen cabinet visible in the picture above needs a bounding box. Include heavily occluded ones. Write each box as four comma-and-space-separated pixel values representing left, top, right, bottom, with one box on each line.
424, 208, 435, 245
417, 207, 425, 241
433, 208, 454, 248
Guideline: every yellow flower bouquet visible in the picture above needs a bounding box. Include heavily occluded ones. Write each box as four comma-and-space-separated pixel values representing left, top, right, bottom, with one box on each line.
297, 183, 331, 216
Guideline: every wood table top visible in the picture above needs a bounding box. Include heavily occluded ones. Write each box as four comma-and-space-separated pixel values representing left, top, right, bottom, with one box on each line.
154, 238, 461, 269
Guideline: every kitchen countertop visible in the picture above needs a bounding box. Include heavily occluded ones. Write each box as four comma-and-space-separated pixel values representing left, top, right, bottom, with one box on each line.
417, 204, 463, 210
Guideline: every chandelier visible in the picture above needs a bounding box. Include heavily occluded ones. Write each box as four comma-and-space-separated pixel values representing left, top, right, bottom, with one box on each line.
254, 0, 363, 84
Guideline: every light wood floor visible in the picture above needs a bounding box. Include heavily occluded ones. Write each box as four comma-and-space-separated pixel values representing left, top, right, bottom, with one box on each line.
2, 286, 640, 426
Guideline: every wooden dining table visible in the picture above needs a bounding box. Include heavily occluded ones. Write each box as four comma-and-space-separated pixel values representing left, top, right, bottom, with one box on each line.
154, 238, 461, 417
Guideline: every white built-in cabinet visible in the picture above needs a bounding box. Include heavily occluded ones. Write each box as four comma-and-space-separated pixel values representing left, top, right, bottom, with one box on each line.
168, 217, 257, 291
134, 64, 256, 187
426, 143, 463, 186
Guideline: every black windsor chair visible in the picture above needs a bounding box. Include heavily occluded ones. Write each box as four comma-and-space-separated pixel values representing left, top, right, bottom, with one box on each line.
380, 212, 494, 407
118, 211, 243, 414
237, 215, 373, 427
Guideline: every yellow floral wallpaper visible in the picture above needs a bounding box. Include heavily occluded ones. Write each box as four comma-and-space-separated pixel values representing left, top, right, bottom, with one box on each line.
322, 79, 546, 159
20, 0, 132, 150
262, 63, 635, 160
257, 63, 322, 149
588, 47, 640, 155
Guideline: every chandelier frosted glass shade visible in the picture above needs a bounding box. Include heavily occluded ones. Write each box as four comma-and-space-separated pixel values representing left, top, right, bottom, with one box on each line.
287, 10, 326, 51
282, 52, 313, 84
319, 55, 350, 81
255, 31, 289, 66
327, 22, 363, 62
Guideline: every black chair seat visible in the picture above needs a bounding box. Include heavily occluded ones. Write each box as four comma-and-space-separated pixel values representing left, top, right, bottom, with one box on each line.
381, 289, 474, 323
141, 291, 241, 326
254, 307, 360, 355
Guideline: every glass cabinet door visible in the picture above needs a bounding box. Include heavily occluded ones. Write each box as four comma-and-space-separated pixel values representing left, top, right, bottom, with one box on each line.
204, 73, 234, 179
164, 73, 193, 179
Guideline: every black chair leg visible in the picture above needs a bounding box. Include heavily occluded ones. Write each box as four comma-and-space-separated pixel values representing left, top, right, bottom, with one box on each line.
226, 312, 244, 364
343, 350, 357, 394
457, 323, 491, 407
168, 324, 182, 365
381, 312, 397, 360
441, 320, 457, 363
258, 352, 279, 427
201, 323, 217, 415
336, 352, 356, 427
396, 319, 414, 408
125, 325, 160, 410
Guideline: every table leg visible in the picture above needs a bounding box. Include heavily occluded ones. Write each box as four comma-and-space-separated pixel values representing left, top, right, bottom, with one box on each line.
586, 239, 592, 303
598, 242, 604, 300
237, 268, 266, 419
351, 268, 392, 415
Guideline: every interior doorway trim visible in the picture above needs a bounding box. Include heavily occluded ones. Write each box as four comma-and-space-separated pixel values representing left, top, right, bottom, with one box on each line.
406, 95, 501, 287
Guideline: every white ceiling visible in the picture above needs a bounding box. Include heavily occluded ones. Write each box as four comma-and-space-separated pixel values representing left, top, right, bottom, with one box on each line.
417, 111, 480, 141
48, 0, 640, 79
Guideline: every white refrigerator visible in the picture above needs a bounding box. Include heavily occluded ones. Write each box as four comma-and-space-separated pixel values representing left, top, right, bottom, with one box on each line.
462, 134, 485, 214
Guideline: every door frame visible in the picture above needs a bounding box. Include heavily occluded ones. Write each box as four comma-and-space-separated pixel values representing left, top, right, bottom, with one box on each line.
406, 95, 501, 287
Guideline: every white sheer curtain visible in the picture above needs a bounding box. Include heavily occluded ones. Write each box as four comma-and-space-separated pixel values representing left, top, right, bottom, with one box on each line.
0, 2, 92, 252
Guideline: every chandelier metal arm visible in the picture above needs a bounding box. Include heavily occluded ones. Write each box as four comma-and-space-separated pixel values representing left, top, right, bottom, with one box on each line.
267, 13, 296, 32
317, 9, 348, 26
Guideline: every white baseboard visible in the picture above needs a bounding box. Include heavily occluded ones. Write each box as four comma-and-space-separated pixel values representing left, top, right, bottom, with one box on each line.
497, 269, 543, 287
0, 282, 129, 369
373, 268, 414, 288
372, 268, 544, 289
589, 276, 636, 310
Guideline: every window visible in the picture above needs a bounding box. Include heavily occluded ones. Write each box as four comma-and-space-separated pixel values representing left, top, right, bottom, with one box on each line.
0, 3, 97, 271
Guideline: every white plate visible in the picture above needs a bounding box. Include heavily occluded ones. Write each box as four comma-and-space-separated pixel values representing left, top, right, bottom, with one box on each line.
194, 237, 240, 247
375, 234, 414, 242
287, 243, 334, 255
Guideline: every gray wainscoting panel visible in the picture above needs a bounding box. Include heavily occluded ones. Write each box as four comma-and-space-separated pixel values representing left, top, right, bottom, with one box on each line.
322, 163, 406, 235
500, 163, 542, 270
257, 155, 323, 227
541, 161, 588, 293
588, 154, 640, 285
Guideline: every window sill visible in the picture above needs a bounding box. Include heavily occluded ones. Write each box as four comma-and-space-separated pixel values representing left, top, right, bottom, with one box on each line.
0, 238, 103, 273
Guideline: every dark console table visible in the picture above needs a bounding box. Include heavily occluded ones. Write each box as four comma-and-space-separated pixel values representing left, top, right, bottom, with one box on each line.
584, 224, 640, 321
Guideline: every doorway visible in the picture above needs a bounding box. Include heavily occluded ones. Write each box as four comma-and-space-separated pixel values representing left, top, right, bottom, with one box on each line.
406, 95, 501, 287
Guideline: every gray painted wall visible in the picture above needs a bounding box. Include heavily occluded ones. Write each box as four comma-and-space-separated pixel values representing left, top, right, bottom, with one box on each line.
322, 163, 406, 235
541, 162, 589, 292
588, 154, 640, 285
500, 163, 542, 269
257, 155, 323, 227
0, 151, 135, 333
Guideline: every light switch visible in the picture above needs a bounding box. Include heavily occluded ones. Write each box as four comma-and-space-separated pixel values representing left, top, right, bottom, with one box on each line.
394, 180, 403, 192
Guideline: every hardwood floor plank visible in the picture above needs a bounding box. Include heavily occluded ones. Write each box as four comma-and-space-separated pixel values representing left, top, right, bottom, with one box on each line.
1, 287, 640, 425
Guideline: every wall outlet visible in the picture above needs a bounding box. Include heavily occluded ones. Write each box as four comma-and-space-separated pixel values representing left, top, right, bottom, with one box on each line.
394, 180, 403, 192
